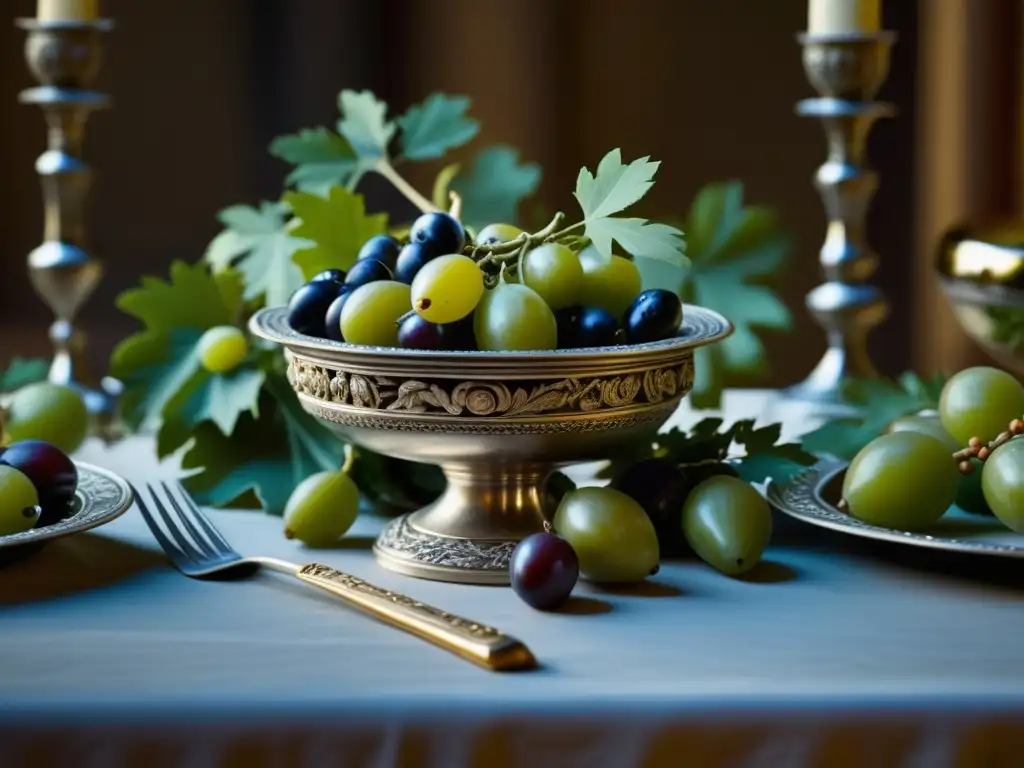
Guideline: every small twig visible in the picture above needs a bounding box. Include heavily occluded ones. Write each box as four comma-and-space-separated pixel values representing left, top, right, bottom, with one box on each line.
471, 212, 567, 264
954, 418, 1024, 474
372, 159, 441, 214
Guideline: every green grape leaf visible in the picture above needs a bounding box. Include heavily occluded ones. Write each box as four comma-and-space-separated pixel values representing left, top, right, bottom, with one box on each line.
800, 372, 950, 460
432, 163, 461, 210
156, 366, 266, 459
204, 201, 311, 307
636, 180, 792, 409
284, 187, 389, 280
396, 93, 479, 161
730, 421, 818, 484
180, 415, 296, 514
574, 149, 686, 266
337, 89, 395, 159
269, 127, 357, 195
0, 357, 51, 393
452, 146, 542, 230
110, 261, 245, 435
265, 372, 345, 486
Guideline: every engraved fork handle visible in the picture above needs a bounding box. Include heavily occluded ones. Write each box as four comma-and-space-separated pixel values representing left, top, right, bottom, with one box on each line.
294, 563, 537, 672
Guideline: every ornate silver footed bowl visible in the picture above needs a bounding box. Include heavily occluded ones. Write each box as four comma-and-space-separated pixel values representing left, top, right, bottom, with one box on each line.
250, 305, 732, 585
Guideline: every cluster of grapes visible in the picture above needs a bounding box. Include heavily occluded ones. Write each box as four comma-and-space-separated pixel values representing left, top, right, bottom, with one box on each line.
842, 366, 1024, 533
285, 211, 685, 352
511, 466, 772, 611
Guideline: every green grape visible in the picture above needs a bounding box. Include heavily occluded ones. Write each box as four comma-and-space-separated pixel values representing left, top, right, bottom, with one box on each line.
981, 438, 1024, 532
579, 246, 642, 318
474, 282, 557, 351
955, 458, 991, 515
553, 486, 659, 583
4, 382, 88, 454
411, 254, 484, 324
340, 281, 411, 347
939, 366, 1024, 445
681, 475, 772, 576
842, 432, 959, 530
520, 243, 583, 310
198, 325, 249, 373
283, 470, 360, 547
476, 223, 524, 246
885, 414, 960, 451
0, 465, 40, 536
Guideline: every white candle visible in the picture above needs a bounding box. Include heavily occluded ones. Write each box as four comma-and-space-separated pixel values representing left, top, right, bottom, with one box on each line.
37, 0, 98, 22
808, 0, 880, 34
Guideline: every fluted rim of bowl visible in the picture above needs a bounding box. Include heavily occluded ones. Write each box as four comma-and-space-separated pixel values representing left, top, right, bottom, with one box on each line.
249, 303, 732, 374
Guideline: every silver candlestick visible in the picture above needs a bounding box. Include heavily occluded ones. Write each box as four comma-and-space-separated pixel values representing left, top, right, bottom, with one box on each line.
785, 31, 897, 405
16, 16, 122, 439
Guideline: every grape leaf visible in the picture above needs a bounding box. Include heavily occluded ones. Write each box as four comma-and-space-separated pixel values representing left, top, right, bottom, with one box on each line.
574, 149, 686, 266
451, 146, 542, 230
269, 127, 357, 195
265, 372, 345, 486
397, 94, 479, 161
110, 261, 246, 434
636, 181, 792, 409
0, 357, 51, 393
284, 187, 389, 280
338, 89, 395, 159
180, 415, 296, 514
204, 201, 311, 307
800, 372, 949, 460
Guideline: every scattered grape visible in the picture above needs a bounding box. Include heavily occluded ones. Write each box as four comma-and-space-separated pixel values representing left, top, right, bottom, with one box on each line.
939, 366, 1024, 445
357, 234, 401, 270
885, 414, 960, 451
624, 289, 683, 344
553, 486, 660, 583
0, 440, 77, 527
323, 289, 352, 342
476, 223, 524, 246
344, 258, 392, 288
286, 279, 346, 338
410, 211, 466, 254
312, 268, 346, 283
395, 242, 440, 284
5, 382, 88, 455
520, 243, 583, 310
579, 248, 642, 318
340, 281, 411, 347
283, 470, 360, 547
411, 254, 484, 324
474, 282, 557, 351
842, 432, 959, 530
509, 532, 579, 611
197, 325, 249, 373
682, 475, 772, 576
611, 458, 691, 557
0, 465, 40, 536
955, 458, 991, 515
981, 438, 1024, 532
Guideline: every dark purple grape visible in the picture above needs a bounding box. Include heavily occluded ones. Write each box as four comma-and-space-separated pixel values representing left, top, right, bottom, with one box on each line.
287, 280, 347, 338
510, 532, 579, 611
344, 258, 391, 289
624, 289, 683, 344
554, 306, 582, 349
611, 458, 692, 557
323, 289, 352, 342
311, 268, 346, 283
438, 315, 477, 351
1, 440, 77, 527
357, 235, 401, 270
410, 212, 466, 255
395, 242, 440, 284
577, 307, 618, 347
398, 314, 444, 350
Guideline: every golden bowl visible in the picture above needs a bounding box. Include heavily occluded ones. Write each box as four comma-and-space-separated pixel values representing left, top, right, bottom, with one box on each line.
936, 221, 1024, 376
250, 305, 732, 585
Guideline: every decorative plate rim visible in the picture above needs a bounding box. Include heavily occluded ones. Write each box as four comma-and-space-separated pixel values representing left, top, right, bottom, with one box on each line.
765, 457, 1024, 558
0, 461, 135, 550
249, 303, 733, 361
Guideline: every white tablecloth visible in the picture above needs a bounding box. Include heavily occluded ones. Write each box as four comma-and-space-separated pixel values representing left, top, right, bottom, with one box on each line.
2, 391, 1023, 768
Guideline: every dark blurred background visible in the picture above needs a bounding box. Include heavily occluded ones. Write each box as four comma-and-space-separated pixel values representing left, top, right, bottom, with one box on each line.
0, 0, 1019, 385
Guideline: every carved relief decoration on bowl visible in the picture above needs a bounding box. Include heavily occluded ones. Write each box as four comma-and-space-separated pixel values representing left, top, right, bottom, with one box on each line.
288, 355, 694, 418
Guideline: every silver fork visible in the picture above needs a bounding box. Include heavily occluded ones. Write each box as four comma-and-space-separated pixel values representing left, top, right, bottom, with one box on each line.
134, 482, 536, 672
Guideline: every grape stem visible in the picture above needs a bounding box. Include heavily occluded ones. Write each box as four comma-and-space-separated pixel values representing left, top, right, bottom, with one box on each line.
372, 160, 442, 214
953, 418, 1024, 474
341, 443, 356, 475
472, 213, 578, 267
